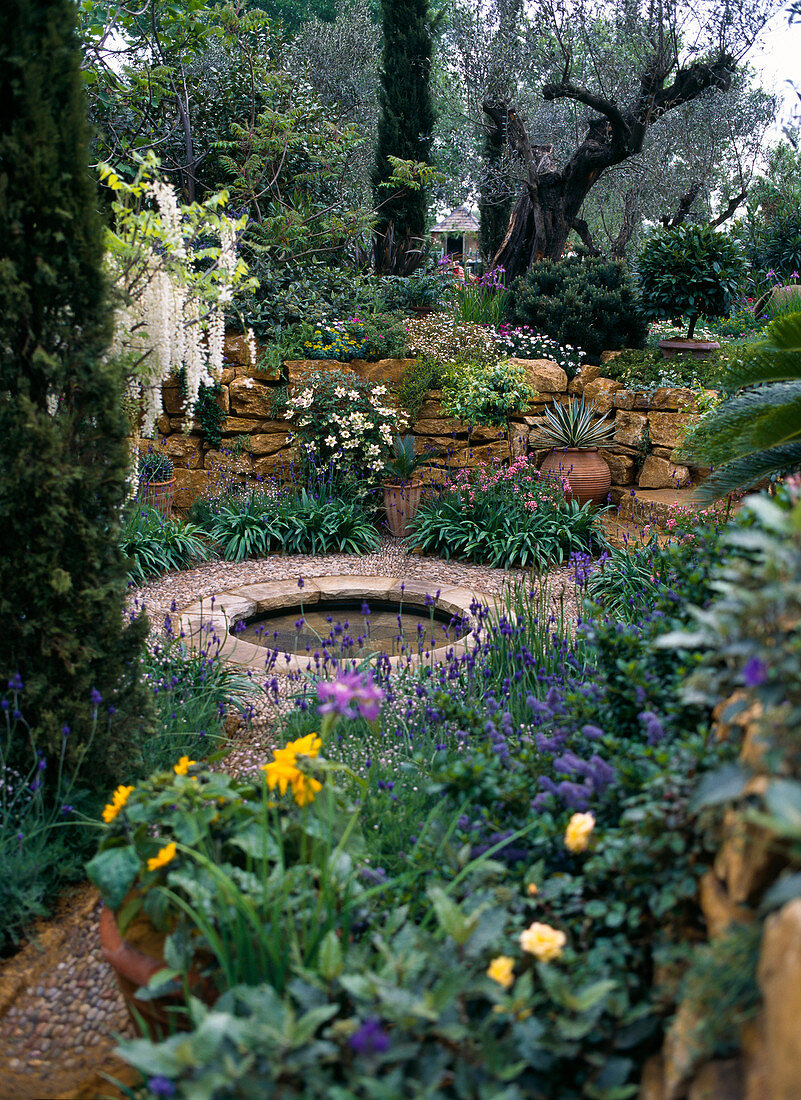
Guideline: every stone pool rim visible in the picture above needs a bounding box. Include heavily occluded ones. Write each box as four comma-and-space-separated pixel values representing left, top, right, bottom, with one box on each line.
177, 575, 486, 671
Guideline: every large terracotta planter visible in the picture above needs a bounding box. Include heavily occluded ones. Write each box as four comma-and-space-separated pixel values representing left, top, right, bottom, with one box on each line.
139, 477, 176, 517
100, 906, 213, 1039
383, 478, 423, 538
658, 338, 720, 359
539, 448, 611, 507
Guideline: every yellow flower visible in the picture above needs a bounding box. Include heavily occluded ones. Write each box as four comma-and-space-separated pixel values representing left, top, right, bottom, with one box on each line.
286, 733, 321, 758
519, 922, 566, 962
147, 841, 177, 872
487, 955, 515, 989
263, 735, 322, 800
527, 882, 539, 897
102, 784, 135, 824
263, 751, 300, 796
291, 772, 323, 807
173, 755, 196, 776
564, 812, 595, 853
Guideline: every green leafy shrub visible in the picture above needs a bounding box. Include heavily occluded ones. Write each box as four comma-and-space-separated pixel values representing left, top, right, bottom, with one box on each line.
756, 208, 801, 280
380, 271, 451, 311
601, 347, 724, 393
509, 256, 647, 360
441, 356, 536, 429
637, 224, 745, 339
393, 355, 445, 422
120, 504, 208, 584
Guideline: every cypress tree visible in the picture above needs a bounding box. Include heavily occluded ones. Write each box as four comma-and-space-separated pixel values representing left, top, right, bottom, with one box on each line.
372, 0, 435, 270
0, 0, 151, 785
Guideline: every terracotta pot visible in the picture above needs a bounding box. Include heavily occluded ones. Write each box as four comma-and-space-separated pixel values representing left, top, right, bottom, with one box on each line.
100, 906, 214, 1039
139, 477, 176, 517
383, 478, 423, 538
539, 448, 611, 507
658, 338, 720, 359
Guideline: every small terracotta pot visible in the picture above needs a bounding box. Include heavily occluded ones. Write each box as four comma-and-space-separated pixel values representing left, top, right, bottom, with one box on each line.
139, 477, 176, 517
383, 479, 423, 538
658, 338, 720, 359
539, 448, 611, 506
100, 906, 214, 1039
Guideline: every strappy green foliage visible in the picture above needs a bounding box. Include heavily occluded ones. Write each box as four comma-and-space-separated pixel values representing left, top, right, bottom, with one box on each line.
683, 312, 801, 500
529, 395, 616, 450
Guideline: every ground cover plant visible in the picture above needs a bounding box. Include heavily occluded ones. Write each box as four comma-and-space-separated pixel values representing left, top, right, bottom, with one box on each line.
409, 455, 602, 569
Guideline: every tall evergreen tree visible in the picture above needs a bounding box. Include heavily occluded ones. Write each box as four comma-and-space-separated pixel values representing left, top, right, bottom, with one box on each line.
372, 0, 435, 272
0, 0, 151, 784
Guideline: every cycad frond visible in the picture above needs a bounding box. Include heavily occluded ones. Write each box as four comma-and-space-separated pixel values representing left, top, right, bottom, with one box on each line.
722, 312, 801, 389
694, 442, 801, 501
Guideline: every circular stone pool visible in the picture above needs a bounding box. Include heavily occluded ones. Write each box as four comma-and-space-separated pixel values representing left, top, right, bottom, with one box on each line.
176, 576, 484, 670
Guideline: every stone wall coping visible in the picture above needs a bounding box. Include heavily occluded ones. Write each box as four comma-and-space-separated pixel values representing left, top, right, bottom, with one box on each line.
177, 576, 487, 671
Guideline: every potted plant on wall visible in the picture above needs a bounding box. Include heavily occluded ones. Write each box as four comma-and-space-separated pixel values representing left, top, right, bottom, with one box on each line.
138, 449, 175, 516
383, 434, 430, 537
531, 396, 614, 505
637, 223, 744, 358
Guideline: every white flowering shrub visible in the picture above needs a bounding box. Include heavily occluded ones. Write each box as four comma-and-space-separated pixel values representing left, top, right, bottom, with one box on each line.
495, 325, 584, 379
285, 369, 405, 484
101, 154, 257, 436
403, 314, 504, 365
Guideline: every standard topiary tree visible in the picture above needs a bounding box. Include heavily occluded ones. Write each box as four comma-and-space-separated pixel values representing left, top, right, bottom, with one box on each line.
637, 224, 745, 340
508, 255, 647, 361
0, 0, 152, 784
372, 0, 435, 273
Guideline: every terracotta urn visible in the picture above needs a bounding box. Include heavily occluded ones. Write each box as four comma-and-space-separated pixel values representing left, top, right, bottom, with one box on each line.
658, 338, 720, 359
539, 448, 611, 507
100, 906, 214, 1039
139, 477, 176, 517
383, 478, 423, 538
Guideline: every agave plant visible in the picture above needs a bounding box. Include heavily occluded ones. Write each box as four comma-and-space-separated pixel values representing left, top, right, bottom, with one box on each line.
529, 396, 615, 449
683, 312, 801, 500
383, 434, 431, 482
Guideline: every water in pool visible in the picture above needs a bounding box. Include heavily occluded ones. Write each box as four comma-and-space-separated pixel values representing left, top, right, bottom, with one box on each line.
236, 598, 468, 657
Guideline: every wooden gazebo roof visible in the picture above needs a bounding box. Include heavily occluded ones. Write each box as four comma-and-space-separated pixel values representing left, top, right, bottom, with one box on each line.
431, 205, 480, 235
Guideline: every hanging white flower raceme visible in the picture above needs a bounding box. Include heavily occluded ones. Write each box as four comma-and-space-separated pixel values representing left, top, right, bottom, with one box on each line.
101, 156, 256, 438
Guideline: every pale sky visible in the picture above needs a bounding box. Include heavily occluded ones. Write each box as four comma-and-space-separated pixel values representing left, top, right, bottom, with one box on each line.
751, 7, 801, 137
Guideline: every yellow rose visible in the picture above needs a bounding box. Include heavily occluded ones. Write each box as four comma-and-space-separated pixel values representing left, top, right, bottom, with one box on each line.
486, 955, 515, 989
519, 922, 566, 962
564, 812, 595, 853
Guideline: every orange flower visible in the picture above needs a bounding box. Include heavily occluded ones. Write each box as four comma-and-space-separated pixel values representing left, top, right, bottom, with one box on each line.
173, 756, 196, 776
147, 842, 177, 872
102, 785, 135, 824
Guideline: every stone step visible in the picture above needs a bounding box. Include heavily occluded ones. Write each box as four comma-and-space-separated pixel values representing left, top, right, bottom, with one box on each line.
616, 487, 705, 529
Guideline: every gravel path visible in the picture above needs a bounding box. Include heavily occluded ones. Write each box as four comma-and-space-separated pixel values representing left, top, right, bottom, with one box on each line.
0, 541, 581, 1099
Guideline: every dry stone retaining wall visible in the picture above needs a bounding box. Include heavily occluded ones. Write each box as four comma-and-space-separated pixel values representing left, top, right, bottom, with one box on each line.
155, 333, 710, 510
